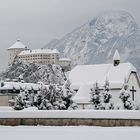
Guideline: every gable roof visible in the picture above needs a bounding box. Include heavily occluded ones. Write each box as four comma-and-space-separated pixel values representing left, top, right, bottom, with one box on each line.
8, 40, 26, 50
69, 63, 137, 89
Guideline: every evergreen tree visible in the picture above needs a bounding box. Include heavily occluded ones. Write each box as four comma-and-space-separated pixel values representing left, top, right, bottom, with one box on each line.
34, 90, 43, 109
102, 80, 114, 110
28, 89, 35, 106
52, 85, 67, 110
34, 84, 69, 110
119, 83, 134, 110
90, 82, 103, 110
14, 89, 30, 110
62, 80, 77, 109
14, 93, 24, 110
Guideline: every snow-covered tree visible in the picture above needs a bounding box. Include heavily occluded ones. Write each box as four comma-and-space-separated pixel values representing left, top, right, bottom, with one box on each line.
37, 82, 77, 110
48, 84, 67, 110
28, 89, 36, 106
30, 84, 59, 110
14, 89, 31, 110
0, 81, 4, 87
53, 100, 66, 110
90, 82, 103, 110
1, 59, 66, 85
34, 90, 43, 109
38, 99, 54, 110
68, 101, 78, 110
62, 80, 77, 109
14, 93, 25, 110
14, 81, 77, 110
119, 83, 134, 110
18, 74, 24, 82
102, 80, 114, 110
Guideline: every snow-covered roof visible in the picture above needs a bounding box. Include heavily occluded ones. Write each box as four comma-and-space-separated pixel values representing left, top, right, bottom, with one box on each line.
71, 62, 138, 103
73, 84, 92, 103
53, 49, 59, 54
8, 40, 26, 50
69, 62, 137, 89
18, 49, 59, 55
59, 58, 71, 61
73, 82, 124, 103
0, 82, 47, 92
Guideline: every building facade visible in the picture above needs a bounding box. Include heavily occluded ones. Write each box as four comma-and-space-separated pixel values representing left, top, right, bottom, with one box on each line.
18, 49, 60, 65
0, 81, 47, 106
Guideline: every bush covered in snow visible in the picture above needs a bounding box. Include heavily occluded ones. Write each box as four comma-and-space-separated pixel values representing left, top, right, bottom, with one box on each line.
14, 80, 77, 110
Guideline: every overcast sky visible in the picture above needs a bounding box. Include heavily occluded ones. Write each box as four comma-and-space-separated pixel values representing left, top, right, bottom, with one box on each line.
0, 0, 140, 71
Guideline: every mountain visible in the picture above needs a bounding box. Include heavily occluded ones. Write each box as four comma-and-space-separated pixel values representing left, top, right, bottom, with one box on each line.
44, 10, 140, 75
0, 60, 66, 85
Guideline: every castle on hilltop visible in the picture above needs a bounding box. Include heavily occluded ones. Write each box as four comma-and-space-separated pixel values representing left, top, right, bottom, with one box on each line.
8, 40, 71, 71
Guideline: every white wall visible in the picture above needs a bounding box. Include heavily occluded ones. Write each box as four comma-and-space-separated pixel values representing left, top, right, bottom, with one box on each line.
128, 73, 140, 104
8, 48, 25, 65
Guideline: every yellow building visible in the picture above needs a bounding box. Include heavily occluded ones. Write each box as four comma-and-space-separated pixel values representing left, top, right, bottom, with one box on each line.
18, 49, 60, 65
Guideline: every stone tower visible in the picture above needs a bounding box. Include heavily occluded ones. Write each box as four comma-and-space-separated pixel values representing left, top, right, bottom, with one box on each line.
8, 39, 26, 66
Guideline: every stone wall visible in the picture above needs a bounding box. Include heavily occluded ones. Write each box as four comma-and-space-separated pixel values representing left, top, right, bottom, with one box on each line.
1, 118, 140, 126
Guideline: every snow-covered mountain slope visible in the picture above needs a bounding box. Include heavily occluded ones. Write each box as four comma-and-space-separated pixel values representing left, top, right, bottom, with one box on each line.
0, 60, 66, 84
44, 10, 140, 75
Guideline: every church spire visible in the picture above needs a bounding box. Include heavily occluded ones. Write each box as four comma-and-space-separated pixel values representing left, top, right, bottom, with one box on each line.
113, 50, 120, 66
17, 39, 20, 42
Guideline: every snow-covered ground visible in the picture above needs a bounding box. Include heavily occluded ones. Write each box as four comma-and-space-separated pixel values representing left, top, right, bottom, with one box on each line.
1, 107, 140, 119
0, 126, 140, 140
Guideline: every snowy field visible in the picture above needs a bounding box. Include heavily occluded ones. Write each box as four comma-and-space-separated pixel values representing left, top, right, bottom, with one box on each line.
0, 126, 140, 140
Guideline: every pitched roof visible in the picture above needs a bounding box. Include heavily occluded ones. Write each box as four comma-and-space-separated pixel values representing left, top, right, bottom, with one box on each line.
8, 40, 26, 50
69, 63, 136, 89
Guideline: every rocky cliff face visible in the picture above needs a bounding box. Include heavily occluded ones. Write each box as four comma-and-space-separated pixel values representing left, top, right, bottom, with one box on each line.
0, 60, 66, 85
44, 10, 140, 75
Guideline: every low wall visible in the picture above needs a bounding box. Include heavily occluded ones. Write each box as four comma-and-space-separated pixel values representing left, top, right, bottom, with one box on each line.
0, 118, 140, 126
1, 108, 140, 126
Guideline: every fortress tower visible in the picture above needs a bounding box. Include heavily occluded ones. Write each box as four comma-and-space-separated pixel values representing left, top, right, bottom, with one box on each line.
8, 39, 27, 66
